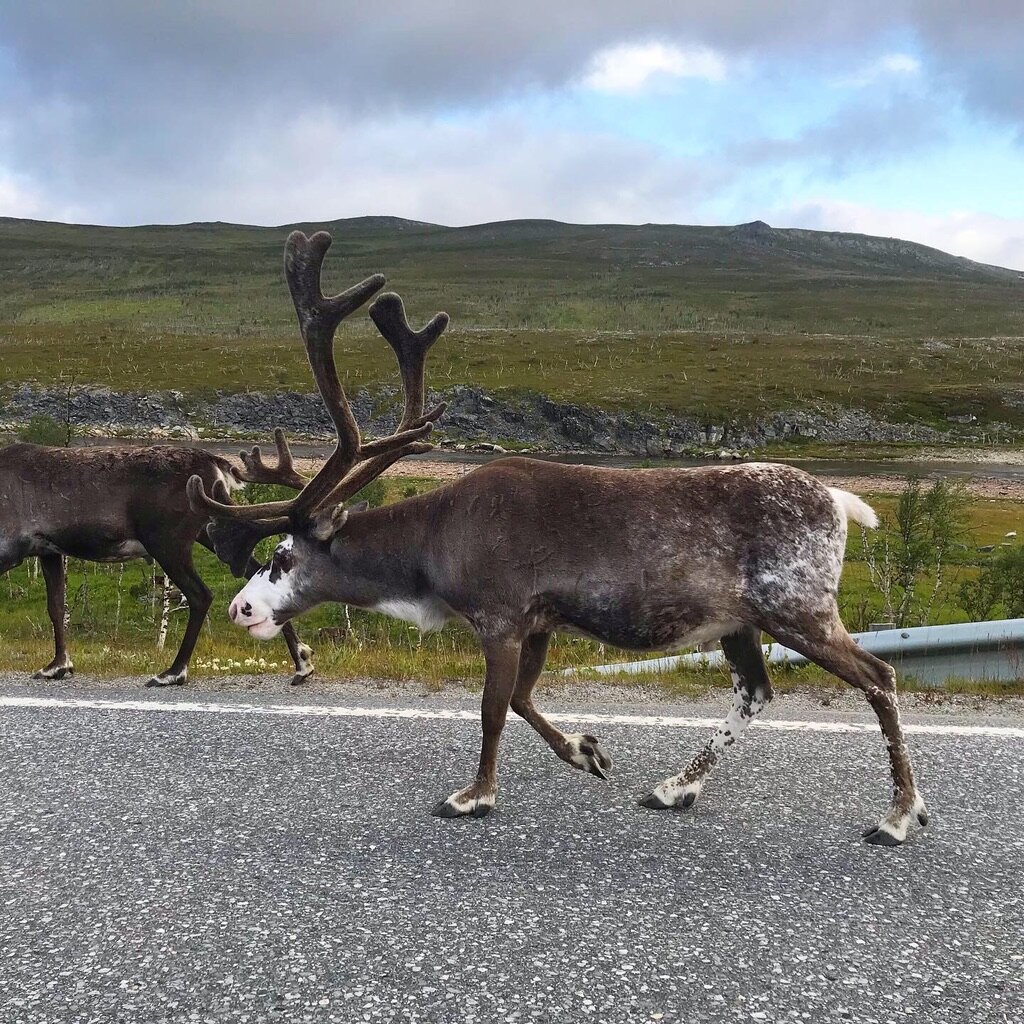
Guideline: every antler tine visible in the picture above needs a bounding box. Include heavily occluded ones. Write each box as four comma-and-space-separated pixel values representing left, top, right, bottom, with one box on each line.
285, 231, 384, 452
186, 475, 296, 522
368, 293, 449, 430
321, 441, 436, 509
296, 292, 451, 516
283, 230, 386, 518
237, 428, 308, 490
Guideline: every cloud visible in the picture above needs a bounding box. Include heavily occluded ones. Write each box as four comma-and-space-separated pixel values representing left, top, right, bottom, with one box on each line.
729, 92, 945, 176
8, 106, 719, 228
0, 3, 910, 118
781, 198, 1024, 271
582, 41, 728, 94
0, 171, 85, 221
0, 0, 1022, 257
0, 174, 42, 217
833, 51, 922, 88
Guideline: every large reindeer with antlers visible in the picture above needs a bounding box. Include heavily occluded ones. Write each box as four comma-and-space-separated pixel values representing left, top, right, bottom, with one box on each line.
0, 427, 316, 686
191, 229, 928, 847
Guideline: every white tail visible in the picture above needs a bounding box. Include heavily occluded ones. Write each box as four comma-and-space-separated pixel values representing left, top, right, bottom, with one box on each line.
828, 487, 879, 529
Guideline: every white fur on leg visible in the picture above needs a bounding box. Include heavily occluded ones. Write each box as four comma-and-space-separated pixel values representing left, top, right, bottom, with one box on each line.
432, 785, 496, 819
865, 792, 929, 846
642, 675, 767, 809
291, 643, 315, 684
32, 660, 74, 680
563, 733, 613, 778
145, 667, 188, 688
647, 775, 704, 809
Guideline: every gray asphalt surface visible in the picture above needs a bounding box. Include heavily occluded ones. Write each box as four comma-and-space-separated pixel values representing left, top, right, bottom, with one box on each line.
1, 680, 1022, 1023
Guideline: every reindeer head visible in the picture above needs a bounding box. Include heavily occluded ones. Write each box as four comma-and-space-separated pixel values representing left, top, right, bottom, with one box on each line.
219, 500, 369, 638
187, 229, 448, 638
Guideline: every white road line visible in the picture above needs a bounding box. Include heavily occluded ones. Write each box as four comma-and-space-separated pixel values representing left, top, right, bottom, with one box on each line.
2, 695, 1024, 738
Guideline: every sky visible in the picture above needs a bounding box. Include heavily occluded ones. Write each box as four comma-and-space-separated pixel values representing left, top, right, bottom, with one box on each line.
2, 2, 1024, 269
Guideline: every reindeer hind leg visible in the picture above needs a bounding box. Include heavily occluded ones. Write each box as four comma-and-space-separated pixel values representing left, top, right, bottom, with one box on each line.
281, 623, 315, 686
641, 624, 772, 811
34, 553, 75, 680
767, 617, 926, 846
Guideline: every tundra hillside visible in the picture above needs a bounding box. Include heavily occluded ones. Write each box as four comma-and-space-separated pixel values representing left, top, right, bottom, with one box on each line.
1, 216, 1022, 438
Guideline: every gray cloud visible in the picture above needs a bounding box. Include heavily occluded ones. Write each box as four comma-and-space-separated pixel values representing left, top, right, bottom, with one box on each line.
0, 1, 1022, 236
730, 92, 947, 176
0, 2, 892, 113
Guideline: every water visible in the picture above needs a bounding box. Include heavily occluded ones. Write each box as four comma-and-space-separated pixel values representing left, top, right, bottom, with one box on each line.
410, 450, 1024, 485
73, 436, 1024, 484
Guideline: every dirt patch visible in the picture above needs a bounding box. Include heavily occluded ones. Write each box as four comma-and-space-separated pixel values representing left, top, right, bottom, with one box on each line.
818, 473, 1024, 501
290, 456, 1024, 499
290, 457, 472, 483
917, 447, 1024, 466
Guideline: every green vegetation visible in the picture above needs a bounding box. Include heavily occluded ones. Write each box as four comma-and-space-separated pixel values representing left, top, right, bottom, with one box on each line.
859, 478, 969, 627
0, 474, 1021, 687
1, 216, 1022, 428
17, 413, 72, 446
960, 546, 1024, 620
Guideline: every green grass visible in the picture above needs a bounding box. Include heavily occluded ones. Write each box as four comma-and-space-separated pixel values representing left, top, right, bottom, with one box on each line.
2, 216, 1023, 428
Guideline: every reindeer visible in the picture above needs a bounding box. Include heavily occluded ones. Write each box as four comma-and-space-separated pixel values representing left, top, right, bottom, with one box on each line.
0, 419, 322, 686
189, 229, 928, 847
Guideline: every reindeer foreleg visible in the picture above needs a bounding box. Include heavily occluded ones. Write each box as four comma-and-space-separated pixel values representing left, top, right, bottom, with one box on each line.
432, 636, 521, 819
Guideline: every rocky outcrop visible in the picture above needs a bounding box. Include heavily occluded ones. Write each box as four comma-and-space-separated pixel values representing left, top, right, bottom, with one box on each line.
1, 382, 1008, 456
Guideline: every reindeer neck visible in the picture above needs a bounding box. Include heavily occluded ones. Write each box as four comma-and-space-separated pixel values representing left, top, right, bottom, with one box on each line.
325, 497, 433, 607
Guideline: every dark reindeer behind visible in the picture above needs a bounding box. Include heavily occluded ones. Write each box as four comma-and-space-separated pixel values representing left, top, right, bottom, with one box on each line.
192, 228, 928, 848
0, 420, 322, 687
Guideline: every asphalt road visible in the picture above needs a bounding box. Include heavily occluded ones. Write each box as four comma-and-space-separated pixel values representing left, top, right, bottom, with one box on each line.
1, 681, 1022, 1023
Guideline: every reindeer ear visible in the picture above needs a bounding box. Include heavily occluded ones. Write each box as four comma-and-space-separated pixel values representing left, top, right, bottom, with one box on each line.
310, 503, 350, 542
206, 519, 266, 578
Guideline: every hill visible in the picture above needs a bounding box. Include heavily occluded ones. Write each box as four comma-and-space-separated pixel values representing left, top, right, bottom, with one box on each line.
0, 215, 1022, 431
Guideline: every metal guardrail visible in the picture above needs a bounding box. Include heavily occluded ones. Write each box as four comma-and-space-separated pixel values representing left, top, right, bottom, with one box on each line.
567, 619, 1024, 687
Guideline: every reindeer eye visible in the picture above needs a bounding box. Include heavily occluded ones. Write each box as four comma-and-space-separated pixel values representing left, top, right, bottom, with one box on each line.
268, 547, 294, 583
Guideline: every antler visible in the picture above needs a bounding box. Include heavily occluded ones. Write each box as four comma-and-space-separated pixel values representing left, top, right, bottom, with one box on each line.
236, 428, 307, 490
187, 230, 449, 534
311, 292, 449, 507
369, 293, 449, 430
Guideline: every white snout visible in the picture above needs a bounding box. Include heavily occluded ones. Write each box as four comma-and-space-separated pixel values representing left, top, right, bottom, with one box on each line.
228, 574, 285, 640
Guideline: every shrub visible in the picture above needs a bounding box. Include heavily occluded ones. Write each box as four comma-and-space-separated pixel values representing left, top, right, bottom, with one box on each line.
959, 546, 1024, 621
18, 414, 71, 446
861, 477, 970, 627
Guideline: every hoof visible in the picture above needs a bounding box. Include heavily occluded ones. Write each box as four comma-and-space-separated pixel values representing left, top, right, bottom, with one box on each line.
291, 646, 315, 686
431, 800, 464, 818
431, 799, 492, 819
145, 673, 187, 688
640, 777, 702, 811
639, 792, 673, 810
863, 793, 927, 846
565, 733, 613, 780
431, 789, 495, 819
863, 827, 903, 847
32, 664, 74, 681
